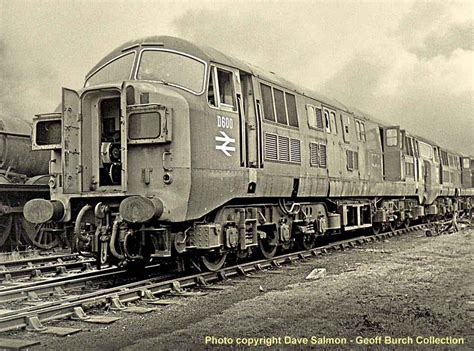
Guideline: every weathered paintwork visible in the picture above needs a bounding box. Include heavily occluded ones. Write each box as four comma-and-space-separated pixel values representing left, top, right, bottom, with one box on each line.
26, 35, 472, 229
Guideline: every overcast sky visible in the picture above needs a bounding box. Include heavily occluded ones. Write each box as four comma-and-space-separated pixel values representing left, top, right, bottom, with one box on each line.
1, 0, 472, 154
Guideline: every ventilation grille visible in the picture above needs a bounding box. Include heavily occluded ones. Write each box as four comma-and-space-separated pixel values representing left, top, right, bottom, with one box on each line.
265, 133, 278, 161
310, 143, 319, 167
347, 150, 354, 170
264, 132, 301, 164
290, 138, 301, 163
346, 150, 359, 171
278, 136, 290, 162
319, 144, 327, 168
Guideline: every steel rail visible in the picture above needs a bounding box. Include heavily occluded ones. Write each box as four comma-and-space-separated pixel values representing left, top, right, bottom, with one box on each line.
0, 257, 95, 282
0, 265, 123, 303
0, 222, 436, 332
0, 253, 79, 270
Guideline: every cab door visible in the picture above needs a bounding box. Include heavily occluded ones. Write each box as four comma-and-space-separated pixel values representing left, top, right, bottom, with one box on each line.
207, 64, 242, 168
240, 73, 261, 169
62, 88, 82, 194
382, 126, 402, 181
206, 65, 260, 193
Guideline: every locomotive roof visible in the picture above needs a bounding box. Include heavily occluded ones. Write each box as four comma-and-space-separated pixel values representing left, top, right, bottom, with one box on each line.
86, 36, 346, 110
86, 36, 469, 158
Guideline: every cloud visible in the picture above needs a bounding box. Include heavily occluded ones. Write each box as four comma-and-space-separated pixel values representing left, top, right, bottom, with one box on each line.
172, 6, 324, 87
0, 38, 59, 120
317, 57, 388, 111
393, 1, 473, 59
410, 21, 473, 59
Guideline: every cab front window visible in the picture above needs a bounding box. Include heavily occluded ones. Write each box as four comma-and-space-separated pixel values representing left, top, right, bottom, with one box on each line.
137, 50, 206, 94
85, 52, 135, 87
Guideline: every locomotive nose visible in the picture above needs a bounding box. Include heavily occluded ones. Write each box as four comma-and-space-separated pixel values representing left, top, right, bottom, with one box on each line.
23, 199, 65, 224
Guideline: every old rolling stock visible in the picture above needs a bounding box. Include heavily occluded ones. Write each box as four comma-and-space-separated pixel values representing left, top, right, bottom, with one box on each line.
0, 114, 52, 249
24, 36, 473, 270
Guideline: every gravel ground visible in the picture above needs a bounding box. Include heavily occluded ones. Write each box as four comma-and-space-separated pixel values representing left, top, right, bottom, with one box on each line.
3, 228, 472, 350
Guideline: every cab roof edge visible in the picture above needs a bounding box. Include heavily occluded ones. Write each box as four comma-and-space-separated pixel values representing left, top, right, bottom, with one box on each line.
141, 42, 165, 47
121, 44, 140, 52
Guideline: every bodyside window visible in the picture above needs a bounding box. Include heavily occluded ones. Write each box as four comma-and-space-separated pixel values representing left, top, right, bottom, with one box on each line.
286, 93, 298, 127
261, 83, 275, 122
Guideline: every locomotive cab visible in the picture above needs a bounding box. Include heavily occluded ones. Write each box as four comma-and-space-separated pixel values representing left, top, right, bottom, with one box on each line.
24, 37, 214, 266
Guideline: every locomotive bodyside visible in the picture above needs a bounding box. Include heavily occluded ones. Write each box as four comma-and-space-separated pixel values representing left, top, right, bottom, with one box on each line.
23, 36, 472, 268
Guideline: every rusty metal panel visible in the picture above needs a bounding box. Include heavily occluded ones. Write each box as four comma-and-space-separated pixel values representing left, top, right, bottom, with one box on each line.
62, 88, 81, 194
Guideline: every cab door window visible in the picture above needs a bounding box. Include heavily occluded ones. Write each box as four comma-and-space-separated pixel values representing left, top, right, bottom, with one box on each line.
386, 129, 398, 146
208, 65, 235, 110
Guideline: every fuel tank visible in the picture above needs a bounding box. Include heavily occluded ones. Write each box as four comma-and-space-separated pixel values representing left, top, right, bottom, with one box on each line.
0, 114, 49, 178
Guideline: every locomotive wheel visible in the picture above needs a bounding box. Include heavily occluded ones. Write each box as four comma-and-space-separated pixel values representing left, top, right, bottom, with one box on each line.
21, 219, 59, 250
388, 221, 397, 232
199, 250, 227, 271
403, 218, 411, 229
258, 230, 278, 259
371, 223, 382, 235
295, 234, 315, 251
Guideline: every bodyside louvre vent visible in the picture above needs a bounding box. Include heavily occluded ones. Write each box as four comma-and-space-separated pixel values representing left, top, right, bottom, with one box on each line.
346, 150, 359, 171
347, 150, 354, 170
264, 132, 301, 164
319, 144, 327, 168
264, 133, 278, 161
310, 142, 319, 167
278, 136, 290, 162
290, 138, 301, 163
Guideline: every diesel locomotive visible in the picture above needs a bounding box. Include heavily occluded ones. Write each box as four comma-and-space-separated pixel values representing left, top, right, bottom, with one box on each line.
0, 114, 51, 250
24, 36, 473, 270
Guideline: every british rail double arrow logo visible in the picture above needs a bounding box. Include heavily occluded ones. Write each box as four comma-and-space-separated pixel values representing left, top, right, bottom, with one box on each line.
215, 131, 235, 156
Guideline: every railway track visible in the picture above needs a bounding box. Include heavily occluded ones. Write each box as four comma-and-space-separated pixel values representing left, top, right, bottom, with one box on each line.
0, 221, 453, 336
0, 253, 95, 282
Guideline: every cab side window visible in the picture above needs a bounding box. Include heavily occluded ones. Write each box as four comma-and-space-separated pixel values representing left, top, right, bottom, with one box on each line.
207, 65, 235, 110
217, 69, 235, 107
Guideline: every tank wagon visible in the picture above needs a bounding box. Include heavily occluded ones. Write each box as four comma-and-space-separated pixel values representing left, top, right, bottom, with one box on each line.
0, 114, 52, 249
24, 36, 473, 270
